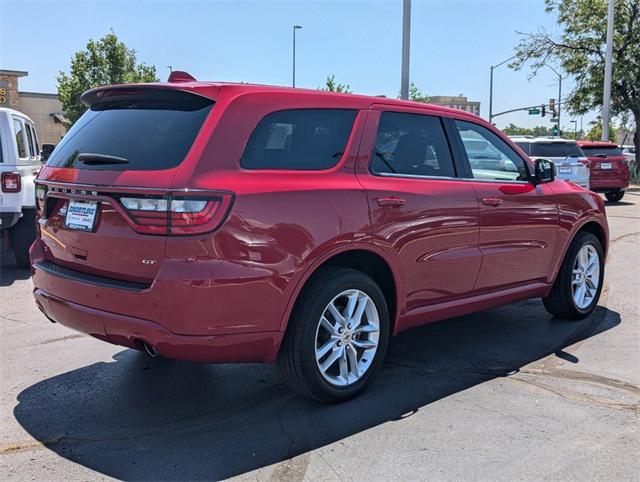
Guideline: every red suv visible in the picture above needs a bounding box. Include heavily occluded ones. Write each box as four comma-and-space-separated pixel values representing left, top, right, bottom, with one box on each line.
31, 76, 608, 402
577, 140, 630, 202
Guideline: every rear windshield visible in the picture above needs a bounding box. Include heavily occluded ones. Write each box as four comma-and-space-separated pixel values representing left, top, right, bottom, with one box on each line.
514, 142, 530, 155
46, 93, 213, 171
529, 142, 583, 158
240, 109, 357, 170
580, 146, 623, 157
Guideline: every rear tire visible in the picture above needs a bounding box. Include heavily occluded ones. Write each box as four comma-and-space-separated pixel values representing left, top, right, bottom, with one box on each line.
278, 267, 390, 403
543, 231, 604, 320
11, 210, 36, 269
605, 190, 624, 202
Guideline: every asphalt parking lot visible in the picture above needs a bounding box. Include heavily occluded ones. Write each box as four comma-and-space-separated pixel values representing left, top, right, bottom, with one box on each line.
1, 191, 638, 481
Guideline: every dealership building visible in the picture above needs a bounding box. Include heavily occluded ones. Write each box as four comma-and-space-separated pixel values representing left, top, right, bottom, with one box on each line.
429, 95, 481, 116
0, 69, 68, 145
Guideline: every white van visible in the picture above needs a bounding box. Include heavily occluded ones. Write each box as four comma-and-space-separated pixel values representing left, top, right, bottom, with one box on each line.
0, 107, 43, 268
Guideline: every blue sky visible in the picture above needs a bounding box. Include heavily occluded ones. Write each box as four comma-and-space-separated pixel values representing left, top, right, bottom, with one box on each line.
0, 0, 596, 131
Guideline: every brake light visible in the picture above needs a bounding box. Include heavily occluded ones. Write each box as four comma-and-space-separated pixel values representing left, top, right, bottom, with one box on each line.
1, 172, 21, 193
119, 192, 233, 235
578, 157, 590, 167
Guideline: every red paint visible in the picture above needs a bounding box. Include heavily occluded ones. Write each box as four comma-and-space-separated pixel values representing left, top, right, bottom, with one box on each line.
577, 140, 630, 192
31, 81, 609, 363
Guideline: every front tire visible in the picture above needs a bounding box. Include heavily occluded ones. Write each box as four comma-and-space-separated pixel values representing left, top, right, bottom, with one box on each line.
278, 267, 390, 403
605, 190, 624, 202
543, 232, 604, 319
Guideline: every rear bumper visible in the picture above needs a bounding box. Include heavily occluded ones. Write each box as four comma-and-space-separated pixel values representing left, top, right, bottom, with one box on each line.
589, 176, 629, 192
33, 288, 281, 363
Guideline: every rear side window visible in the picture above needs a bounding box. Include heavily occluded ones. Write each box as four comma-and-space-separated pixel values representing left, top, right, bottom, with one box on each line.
371, 112, 455, 177
28, 124, 39, 156
240, 109, 357, 170
46, 93, 213, 171
13, 118, 27, 158
581, 146, 623, 157
529, 142, 583, 158
25, 123, 36, 157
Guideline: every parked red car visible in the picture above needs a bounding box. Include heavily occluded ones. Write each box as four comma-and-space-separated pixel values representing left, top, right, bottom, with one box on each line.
577, 140, 630, 202
31, 75, 608, 402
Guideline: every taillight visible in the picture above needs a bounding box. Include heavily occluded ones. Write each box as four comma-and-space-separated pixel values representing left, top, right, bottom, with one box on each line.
119, 192, 233, 235
35, 184, 47, 212
578, 157, 590, 167
1, 172, 21, 193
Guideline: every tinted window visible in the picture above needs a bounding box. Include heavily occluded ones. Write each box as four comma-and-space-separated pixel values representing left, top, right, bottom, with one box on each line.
455, 120, 528, 181
529, 142, 583, 158
580, 146, 623, 157
13, 118, 27, 158
47, 100, 213, 171
514, 142, 530, 154
28, 124, 39, 156
25, 123, 36, 157
240, 109, 357, 170
371, 112, 455, 177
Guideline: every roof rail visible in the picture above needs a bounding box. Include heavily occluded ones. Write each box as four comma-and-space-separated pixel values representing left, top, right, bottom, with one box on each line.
167, 70, 197, 83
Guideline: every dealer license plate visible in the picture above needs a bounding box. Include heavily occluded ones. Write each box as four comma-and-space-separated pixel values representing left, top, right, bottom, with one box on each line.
65, 200, 98, 232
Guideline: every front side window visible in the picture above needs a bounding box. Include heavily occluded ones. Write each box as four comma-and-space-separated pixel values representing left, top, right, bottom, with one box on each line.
371, 112, 455, 177
240, 109, 357, 170
13, 118, 28, 158
455, 120, 529, 182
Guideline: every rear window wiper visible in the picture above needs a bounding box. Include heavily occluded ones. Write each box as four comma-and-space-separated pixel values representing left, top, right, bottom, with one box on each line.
77, 153, 129, 165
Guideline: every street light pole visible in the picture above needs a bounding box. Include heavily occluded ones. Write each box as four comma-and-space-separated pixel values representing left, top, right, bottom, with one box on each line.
602, 0, 615, 140
400, 0, 411, 100
292, 25, 302, 88
571, 120, 578, 140
488, 55, 516, 124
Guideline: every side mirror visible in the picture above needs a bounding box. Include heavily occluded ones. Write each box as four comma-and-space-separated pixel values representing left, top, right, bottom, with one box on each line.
41, 144, 55, 162
534, 158, 555, 184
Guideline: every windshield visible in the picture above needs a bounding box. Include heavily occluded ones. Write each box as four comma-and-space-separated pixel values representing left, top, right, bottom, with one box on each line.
46, 96, 213, 171
529, 142, 584, 158
581, 146, 623, 157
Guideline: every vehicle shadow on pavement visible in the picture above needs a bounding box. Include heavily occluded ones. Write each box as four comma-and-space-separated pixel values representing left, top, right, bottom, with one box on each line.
0, 249, 30, 287
13, 300, 620, 480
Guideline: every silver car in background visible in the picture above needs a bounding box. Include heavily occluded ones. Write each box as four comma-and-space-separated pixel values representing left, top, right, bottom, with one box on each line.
510, 136, 590, 189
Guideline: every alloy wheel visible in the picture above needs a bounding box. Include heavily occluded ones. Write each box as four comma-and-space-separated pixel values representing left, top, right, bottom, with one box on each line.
314, 289, 380, 387
572, 244, 600, 309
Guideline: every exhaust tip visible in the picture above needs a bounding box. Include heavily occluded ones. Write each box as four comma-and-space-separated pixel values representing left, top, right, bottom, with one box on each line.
142, 341, 159, 357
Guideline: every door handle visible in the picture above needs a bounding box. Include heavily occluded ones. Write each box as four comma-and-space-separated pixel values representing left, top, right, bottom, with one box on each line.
481, 197, 503, 207
376, 196, 406, 207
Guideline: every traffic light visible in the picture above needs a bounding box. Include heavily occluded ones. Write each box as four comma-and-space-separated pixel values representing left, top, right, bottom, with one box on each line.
541, 105, 546, 117
551, 125, 559, 136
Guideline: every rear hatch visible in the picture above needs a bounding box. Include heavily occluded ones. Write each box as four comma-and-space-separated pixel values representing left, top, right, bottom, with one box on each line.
581, 145, 629, 179
529, 141, 589, 184
35, 86, 218, 284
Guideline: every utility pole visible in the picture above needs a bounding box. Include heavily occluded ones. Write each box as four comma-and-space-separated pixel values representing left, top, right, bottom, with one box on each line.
602, 0, 615, 140
400, 0, 411, 100
292, 25, 303, 88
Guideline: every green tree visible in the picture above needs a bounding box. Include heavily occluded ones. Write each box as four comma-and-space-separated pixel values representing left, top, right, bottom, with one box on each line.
57, 32, 158, 125
510, 0, 640, 166
321, 75, 352, 93
407, 82, 430, 103
586, 119, 618, 141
